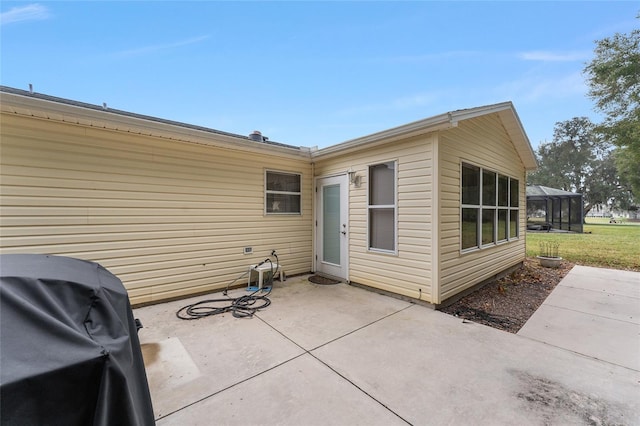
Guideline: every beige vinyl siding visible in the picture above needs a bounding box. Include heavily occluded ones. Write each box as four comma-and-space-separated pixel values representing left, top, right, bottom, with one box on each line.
438, 115, 526, 302
314, 134, 435, 301
0, 113, 312, 305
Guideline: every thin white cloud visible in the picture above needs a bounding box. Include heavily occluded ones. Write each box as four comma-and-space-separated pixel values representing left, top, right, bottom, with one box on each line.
1, 3, 49, 25
338, 92, 439, 116
496, 71, 587, 102
115, 35, 210, 57
518, 50, 591, 62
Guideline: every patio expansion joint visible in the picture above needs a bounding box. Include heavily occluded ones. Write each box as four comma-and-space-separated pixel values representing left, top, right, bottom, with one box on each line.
252, 303, 417, 425
559, 284, 640, 301
516, 335, 640, 374
542, 302, 640, 326
155, 303, 417, 423
304, 351, 413, 425
154, 351, 309, 422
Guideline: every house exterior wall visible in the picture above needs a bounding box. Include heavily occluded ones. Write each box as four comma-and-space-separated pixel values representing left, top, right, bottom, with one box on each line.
0, 113, 313, 305
438, 115, 527, 302
314, 134, 435, 301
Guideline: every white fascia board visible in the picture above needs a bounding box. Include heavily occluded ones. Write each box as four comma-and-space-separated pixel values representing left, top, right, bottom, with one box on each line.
312, 112, 454, 160
312, 100, 537, 170
0, 92, 310, 160
445, 101, 537, 171
311, 102, 519, 160
496, 107, 537, 171
448, 101, 514, 124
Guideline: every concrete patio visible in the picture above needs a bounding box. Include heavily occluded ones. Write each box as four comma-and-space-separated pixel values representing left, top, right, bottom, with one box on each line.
134, 266, 640, 425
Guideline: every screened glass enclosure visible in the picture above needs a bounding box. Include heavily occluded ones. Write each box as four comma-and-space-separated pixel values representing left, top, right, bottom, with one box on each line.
526, 185, 583, 233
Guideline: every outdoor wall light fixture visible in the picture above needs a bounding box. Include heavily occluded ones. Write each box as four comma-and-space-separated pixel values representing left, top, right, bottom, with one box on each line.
348, 168, 361, 187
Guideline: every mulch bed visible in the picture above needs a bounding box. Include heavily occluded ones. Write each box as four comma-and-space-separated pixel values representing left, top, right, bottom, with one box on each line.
440, 258, 574, 333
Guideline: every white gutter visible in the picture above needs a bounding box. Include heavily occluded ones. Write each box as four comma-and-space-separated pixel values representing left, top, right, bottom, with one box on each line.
311, 102, 517, 160
312, 112, 456, 160
0, 91, 311, 160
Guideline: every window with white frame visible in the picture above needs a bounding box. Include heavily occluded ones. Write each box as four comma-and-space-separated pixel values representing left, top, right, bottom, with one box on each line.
265, 170, 301, 214
368, 161, 396, 252
461, 162, 519, 251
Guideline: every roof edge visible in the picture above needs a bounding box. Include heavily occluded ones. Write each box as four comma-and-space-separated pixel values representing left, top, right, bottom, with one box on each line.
0, 86, 309, 158
311, 101, 537, 167
526, 185, 583, 197
311, 112, 454, 160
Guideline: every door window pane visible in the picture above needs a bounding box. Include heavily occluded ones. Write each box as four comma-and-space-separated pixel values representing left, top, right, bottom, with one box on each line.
323, 185, 340, 265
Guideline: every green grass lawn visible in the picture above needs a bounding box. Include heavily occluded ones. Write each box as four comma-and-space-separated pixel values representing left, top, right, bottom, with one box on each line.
526, 223, 640, 271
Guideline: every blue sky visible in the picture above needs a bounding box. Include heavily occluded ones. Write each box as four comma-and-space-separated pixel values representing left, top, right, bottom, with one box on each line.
1, 2, 637, 150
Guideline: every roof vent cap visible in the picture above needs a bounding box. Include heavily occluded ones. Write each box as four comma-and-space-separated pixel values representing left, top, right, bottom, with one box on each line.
249, 130, 266, 142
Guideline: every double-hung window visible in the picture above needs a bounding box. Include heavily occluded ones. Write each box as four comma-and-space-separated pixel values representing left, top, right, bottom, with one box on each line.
368, 161, 397, 252
265, 170, 301, 214
461, 162, 519, 251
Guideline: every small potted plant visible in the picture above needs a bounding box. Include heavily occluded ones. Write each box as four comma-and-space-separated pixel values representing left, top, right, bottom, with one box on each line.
537, 241, 562, 268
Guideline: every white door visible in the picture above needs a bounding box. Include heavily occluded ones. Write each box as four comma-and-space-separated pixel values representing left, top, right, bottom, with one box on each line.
315, 175, 348, 280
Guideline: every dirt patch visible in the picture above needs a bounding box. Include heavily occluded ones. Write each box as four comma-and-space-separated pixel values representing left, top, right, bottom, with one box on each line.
441, 258, 573, 333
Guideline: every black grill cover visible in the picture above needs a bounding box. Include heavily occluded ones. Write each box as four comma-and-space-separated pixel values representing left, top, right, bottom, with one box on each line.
0, 254, 155, 426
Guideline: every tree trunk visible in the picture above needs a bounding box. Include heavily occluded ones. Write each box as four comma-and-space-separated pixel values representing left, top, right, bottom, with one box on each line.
583, 203, 593, 224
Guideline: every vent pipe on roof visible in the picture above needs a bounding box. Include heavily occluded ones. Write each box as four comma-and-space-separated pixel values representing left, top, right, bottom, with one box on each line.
29, 84, 33, 94
249, 130, 266, 142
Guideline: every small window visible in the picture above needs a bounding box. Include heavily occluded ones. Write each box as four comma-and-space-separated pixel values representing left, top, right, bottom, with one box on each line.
482, 209, 496, 245
498, 175, 509, 207
462, 164, 480, 205
510, 178, 519, 207
461, 208, 478, 250
482, 170, 496, 206
265, 171, 301, 214
510, 210, 519, 239
498, 210, 508, 241
368, 161, 396, 252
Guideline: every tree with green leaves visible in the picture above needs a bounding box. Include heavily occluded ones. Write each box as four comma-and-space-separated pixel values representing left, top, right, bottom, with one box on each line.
584, 20, 640, 197
527, 117, 632, 218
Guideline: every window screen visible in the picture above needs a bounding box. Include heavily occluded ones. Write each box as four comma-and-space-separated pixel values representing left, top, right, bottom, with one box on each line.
368, 161, 396, 252
265, 171, 301, 214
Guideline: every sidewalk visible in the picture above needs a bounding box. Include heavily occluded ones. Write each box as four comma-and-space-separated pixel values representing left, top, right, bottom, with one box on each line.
518, 265, 640, 371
